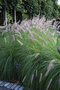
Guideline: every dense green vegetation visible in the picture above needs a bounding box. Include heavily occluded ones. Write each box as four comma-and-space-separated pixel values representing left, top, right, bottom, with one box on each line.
0, 28, 60, 90
0, 0, 60, 25
0, 0, 60, 90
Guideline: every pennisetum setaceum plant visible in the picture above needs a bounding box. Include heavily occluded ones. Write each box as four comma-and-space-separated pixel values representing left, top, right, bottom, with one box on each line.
0, 28, 60, 90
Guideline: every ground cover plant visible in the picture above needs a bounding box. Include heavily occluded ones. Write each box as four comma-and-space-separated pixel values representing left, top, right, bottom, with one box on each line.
0, 28, 60, 90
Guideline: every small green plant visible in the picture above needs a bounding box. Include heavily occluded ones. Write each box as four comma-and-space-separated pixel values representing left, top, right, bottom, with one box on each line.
7, 13, 13, 23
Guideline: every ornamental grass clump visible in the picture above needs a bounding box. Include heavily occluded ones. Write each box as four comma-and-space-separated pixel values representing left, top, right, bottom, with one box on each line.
0, 32, 22, 81
0, 31, 32, 82
0, 28, 60, 90
18, 28, 60, 90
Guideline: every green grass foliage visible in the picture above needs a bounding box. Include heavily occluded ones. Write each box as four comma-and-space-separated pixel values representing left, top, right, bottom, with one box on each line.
0, 28, 60, 90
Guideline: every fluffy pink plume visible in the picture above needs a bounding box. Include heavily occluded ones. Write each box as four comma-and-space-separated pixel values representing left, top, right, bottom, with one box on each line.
8, 16, 57, 32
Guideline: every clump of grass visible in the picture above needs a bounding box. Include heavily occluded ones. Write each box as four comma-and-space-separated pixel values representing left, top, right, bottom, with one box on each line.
0, 32, 20, 81
18, 28, 60, 90
0, 28, 60, 90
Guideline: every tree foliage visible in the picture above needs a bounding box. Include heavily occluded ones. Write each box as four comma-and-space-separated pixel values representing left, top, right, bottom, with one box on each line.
0, 0, 60, 22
